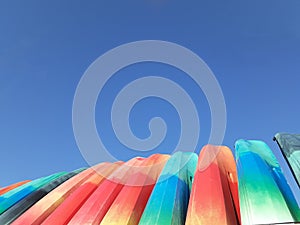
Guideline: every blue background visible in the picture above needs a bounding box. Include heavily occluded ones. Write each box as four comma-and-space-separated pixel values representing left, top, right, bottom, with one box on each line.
0, 0, 299, 198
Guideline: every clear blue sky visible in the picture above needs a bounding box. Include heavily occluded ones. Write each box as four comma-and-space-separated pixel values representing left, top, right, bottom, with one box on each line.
1, 0, 300, 191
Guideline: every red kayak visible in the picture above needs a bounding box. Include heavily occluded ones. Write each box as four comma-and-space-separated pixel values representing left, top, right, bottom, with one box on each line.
68, 157, 146, 225
185, 145, 240, 225
99, 154, 169, 225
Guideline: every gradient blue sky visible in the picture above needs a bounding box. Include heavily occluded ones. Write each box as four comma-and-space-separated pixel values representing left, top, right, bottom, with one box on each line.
1, 0, 300, 192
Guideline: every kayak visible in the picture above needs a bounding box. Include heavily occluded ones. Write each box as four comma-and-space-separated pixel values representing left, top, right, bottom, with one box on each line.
274, 133, 300, 188
139, 151, 197, 225
235, 139, 300, 224
41, 164, 120, 225
68, 157, 146, 224
185, 145, 240, 225
99, 154, 170, 225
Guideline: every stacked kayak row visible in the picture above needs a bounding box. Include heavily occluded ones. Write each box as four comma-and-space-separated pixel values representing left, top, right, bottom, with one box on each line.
0, 136, 299, 224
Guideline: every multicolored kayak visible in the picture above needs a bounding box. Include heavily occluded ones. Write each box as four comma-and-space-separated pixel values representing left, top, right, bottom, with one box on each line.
185, 145, 240, 225
99, 154, 169, 225
11, 163, 116, 225
139, 151, 197, 225
235, 139, 300, 224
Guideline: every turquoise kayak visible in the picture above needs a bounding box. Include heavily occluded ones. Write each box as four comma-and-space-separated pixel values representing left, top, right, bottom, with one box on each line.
235, 139, 300, 224
138, 151, 197, 225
